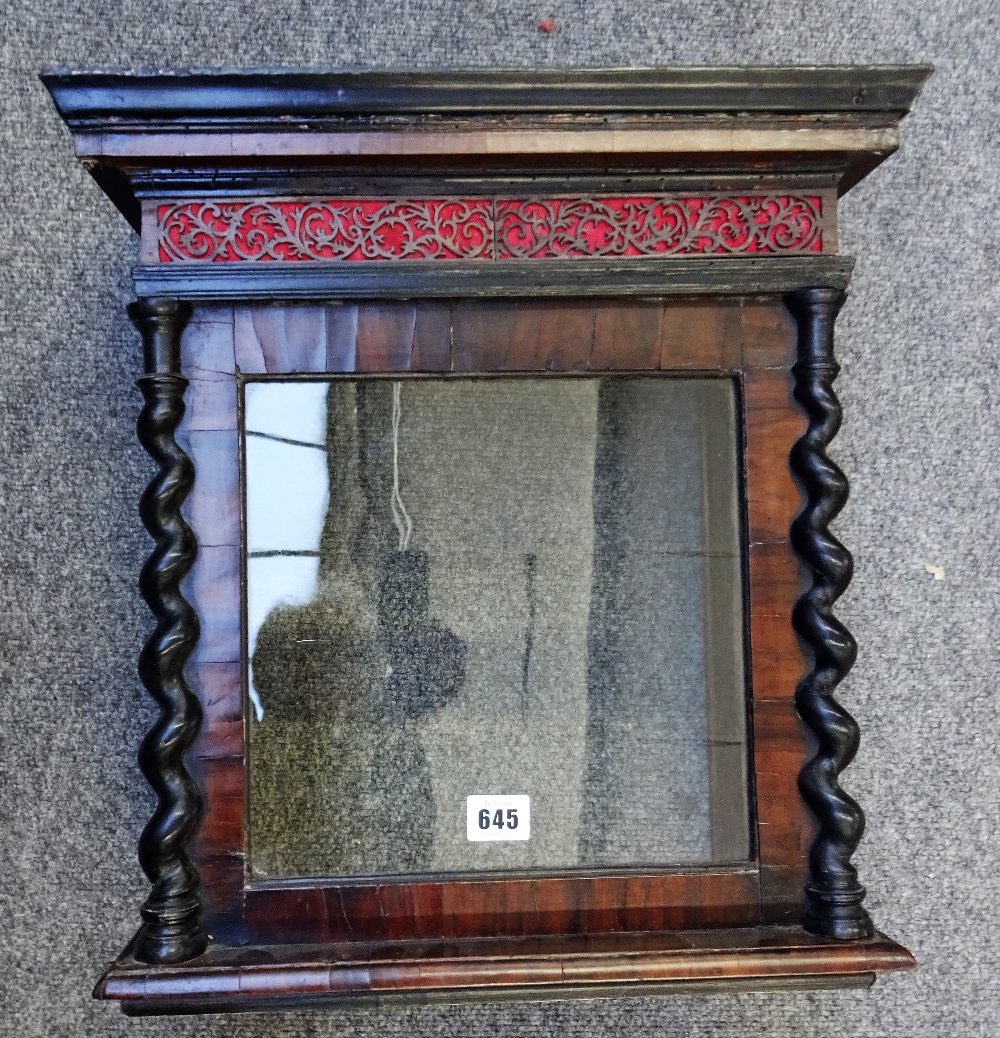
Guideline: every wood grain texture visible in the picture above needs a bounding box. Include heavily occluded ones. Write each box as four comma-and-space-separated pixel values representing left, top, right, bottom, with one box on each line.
95, 926, 914, 1014
660, 299, 743, 369
116, 291, 906, 1009
184, 297, 813, 946
241, 870, 759, 945
739, 328, 815, 922
231, 298, 788, 375
185, 545, 241, 666
80, 124, 898, 168
177, 308, 248, 949
188, 661, 242, 760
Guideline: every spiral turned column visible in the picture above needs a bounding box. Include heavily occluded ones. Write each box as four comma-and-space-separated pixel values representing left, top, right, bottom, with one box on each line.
130, 297, 208, 963
786, 287, 874, 941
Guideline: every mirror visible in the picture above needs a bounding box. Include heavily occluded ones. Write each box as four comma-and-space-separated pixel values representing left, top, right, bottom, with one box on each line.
243, 376, 748, 877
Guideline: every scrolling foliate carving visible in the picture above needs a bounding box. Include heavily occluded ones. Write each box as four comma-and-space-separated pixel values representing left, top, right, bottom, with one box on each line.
495, 195, 822, 259
157, 199, 494, 263
155, 195, 823, 263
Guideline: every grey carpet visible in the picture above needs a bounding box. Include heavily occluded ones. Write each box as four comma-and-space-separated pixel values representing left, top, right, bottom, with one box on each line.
1, 1, 997, 1035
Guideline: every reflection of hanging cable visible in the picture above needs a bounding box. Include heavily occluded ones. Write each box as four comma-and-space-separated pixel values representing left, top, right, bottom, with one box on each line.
390, 381, 413, 551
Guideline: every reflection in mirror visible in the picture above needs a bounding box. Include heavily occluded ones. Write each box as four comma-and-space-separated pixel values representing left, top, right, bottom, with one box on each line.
244, 376, 748, 878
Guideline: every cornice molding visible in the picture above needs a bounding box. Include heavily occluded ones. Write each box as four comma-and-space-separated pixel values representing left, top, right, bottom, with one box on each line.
42, 66, 932, 128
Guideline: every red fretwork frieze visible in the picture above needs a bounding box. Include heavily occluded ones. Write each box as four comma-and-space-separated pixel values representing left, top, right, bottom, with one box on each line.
155, 195, 824, 263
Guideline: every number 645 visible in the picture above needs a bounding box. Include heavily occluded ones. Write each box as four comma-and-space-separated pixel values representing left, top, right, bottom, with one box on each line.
478, 808, 518, 830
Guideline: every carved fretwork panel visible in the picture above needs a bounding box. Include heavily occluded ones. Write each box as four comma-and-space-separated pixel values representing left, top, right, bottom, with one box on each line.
152, 195, 826, 263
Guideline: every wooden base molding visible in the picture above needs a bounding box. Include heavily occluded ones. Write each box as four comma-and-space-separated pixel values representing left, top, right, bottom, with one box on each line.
97, 926, 914, 1015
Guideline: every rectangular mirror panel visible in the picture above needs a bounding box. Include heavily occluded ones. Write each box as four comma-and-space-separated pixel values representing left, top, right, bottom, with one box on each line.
244, 376, 749, 877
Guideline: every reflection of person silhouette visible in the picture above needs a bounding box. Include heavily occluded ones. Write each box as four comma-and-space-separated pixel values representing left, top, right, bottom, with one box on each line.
251, 381, 465, 877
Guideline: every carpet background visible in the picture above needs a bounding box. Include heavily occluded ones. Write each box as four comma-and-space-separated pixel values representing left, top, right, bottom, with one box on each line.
1, 2, 997, 1035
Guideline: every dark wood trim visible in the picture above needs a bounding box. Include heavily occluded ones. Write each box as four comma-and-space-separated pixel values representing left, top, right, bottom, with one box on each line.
177, 299, 809, 945
42, 67, 932, 129
42, 68, 929, 231
130, 298, 209, 963
239, 868, 760, 944
117, 976, 879, 1015
786, 287, 872, 940
42, 67, 932, 228
130, 169, 842, 201
740, 332, 814, 925
95, 926, 913, 1015
133, 256, 854, 302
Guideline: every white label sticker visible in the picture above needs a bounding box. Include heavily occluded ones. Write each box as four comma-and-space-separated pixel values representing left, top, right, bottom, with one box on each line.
466, 795, 531, 841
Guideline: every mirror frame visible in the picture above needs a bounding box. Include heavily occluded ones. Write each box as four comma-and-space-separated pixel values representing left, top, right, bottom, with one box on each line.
40, 65, 929, 1014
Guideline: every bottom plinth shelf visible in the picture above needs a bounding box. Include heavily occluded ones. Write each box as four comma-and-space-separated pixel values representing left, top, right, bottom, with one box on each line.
96, 926, 914, 1015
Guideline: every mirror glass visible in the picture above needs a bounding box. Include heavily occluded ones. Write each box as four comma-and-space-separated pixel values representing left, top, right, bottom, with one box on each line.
244, 376, 748, 877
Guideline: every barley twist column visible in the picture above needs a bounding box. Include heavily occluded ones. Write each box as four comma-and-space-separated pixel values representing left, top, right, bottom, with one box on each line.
130, 297, 208, 963
787, 286, 874, 941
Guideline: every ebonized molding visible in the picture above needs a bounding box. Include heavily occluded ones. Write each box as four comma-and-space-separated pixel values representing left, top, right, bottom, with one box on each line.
786, 286, 873, 941
41, 66, 932, 128
128, 169, 842, 200
131, 297, 209, 964
132, 255, 854, 302
41, 66, 930, 231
